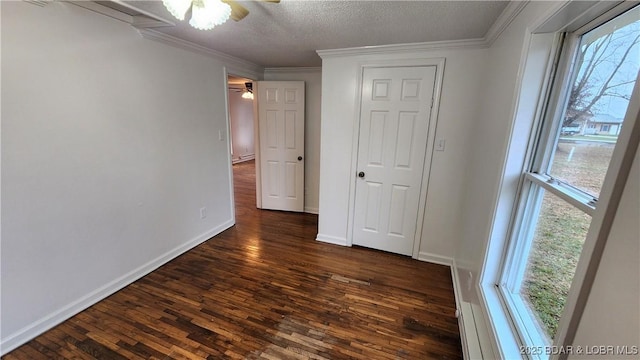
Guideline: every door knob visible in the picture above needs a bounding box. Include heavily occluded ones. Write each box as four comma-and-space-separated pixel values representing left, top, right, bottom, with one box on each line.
298, 156, 303, 161
358, 171, 365, 178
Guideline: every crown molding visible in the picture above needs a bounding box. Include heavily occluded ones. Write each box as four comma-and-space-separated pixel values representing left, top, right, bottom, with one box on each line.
68, 1, 132, 23
264, 67, 322, 74
131, 15, 175, 29
484, 1, 529, 45
23, 0, 52, 7
316, 2, 530, 60
66, 0, 262, 78
317, 38, 488, 59
67, 1, 174, 28
65, 0, 530, 73
138, 28, 264, 79
111, 0, 174, 27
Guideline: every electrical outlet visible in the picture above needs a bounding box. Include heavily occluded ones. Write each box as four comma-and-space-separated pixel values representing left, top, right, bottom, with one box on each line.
435, 139, 446, 152
200, 207, 207, 219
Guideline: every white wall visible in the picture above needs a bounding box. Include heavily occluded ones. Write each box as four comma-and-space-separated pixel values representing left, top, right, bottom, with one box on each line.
316, 48, 487, 258
0, 1, 240, 352
569, 145, 639, 359
455, 1, 557, 301
264, 68, 322, 214
228, 89, 255, 162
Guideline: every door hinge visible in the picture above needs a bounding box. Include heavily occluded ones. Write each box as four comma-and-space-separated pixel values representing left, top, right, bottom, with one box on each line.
430, 97, 434, 109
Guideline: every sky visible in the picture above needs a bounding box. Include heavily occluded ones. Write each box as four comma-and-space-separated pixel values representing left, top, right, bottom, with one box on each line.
577, 10, 639, 119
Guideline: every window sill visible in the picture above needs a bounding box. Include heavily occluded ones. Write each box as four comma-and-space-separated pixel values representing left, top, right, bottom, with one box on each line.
478, 282, 524, 359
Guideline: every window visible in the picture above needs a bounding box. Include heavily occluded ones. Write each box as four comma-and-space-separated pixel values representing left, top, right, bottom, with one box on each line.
499, 5, 639, 355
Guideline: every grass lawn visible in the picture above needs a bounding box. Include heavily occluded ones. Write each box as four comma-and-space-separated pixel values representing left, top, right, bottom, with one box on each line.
521, 141, 614, 339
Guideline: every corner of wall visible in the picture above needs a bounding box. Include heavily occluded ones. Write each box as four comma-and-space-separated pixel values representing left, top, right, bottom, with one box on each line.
315, 234, 348, 247
417, 251, 454, 266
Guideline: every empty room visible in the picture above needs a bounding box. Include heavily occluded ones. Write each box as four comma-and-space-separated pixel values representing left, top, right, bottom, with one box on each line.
1, 1, 638, 359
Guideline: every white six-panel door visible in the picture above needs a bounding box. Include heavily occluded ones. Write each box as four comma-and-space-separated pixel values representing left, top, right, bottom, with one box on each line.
353, 66, 436, 255
257, 81, 305, 212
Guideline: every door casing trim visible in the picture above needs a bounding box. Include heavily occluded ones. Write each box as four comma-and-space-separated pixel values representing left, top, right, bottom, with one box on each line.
346, 57, 446, 259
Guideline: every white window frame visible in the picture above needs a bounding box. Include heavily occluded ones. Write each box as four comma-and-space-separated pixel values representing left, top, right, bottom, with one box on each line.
478, 2, 640, 359
498, 28, 597, 354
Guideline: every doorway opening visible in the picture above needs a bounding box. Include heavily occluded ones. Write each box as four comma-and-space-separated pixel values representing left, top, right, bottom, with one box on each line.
226, 76, 307, 215
227, 74, 257, 215
227, 75, 256, 165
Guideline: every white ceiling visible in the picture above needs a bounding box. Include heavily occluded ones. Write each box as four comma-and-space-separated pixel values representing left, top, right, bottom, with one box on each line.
125, 0, 510, 68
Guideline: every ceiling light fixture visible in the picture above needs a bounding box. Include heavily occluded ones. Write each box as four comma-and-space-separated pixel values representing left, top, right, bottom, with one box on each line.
163, 0, 231, 30
241, 82, 254, 100
242, 82, 253, 100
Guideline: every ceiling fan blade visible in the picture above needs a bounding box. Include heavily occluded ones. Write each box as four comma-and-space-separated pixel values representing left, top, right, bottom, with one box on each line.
223, 0, 249, 21
261, 0, 280, 3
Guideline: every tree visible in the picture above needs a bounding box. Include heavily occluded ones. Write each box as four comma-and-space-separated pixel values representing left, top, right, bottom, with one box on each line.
563, 23, 640, 127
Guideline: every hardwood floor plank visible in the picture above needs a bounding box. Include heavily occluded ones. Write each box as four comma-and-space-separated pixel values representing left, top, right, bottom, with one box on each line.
3, 160, 462, 359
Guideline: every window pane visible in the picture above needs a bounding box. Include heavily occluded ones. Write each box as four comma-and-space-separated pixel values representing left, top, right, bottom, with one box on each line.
551, 141, 614, 197
521, 189, 591, 340
551, 8, 640, 197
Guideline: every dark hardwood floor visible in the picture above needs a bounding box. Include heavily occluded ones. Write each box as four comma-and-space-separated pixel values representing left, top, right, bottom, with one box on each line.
3, 160, 462, 359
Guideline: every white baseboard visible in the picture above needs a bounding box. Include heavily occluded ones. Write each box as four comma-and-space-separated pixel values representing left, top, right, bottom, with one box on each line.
417, 251, 454, 266
232, 154, 255, 164
0, 219, 235, 355
315, 233, 348, 246
304, 206, 319, 214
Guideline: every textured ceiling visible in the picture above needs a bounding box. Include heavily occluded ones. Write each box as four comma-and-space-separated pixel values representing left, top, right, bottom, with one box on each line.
127, 0, 509, 68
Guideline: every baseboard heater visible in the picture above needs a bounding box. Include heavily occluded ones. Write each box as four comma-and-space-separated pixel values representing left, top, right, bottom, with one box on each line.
459, 301, 484, 359
232, 154, 255, 164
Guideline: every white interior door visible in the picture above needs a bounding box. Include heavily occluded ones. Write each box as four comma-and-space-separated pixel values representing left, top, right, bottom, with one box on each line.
353, 66, 436, 255
256, 81, 305, 212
